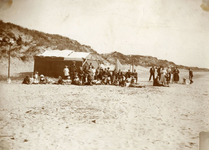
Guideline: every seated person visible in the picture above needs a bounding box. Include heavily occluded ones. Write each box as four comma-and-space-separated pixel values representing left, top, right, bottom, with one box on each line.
153, 76, 164, 86
57, 76, 63, 84
73, 75, 81, 85
132, 69, 138, 83
33, 71, 39, 84
39, 74, 46, 84
119, 75, 126, 87
22, 76, 30, 84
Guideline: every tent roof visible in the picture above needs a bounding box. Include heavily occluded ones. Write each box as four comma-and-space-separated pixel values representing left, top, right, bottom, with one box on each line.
37, 50, 74, 57
36, 50, 95, 61
64, 52, 90, 61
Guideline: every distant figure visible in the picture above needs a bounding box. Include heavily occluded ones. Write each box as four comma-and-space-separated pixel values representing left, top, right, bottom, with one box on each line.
22, 76, 30, 84
95, 67, 100, 80
70, 61, 77, 83
78, 67, 85, 85
33, 71, 39, 84
157, 66, 161, 79
166, 66, 172, 83
173, 67, 180, 83
153, 76, 168, 87
153, 76, 163, 86
132, 69, 138, 83
126, 69, 132, 79
57, 76, 63, 84
73, 73, 81, 85
39, 74, 46, 84
92, 66, 96, 80
149, 66, 155, 81
89, 63, 93, 70
112, 69, 117, 85
63, 66, 69, 79
160, 67, 167, 84
189, 68, 193, 84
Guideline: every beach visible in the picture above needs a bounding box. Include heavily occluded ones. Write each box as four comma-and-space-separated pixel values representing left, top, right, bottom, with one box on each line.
0, 65, 209, 150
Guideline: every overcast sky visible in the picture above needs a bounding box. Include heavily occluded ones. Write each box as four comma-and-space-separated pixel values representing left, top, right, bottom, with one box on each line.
0, 0, 209, 68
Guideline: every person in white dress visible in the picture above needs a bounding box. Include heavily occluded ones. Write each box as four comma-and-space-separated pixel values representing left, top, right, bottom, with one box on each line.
63, 66, 69, 79
160, 67, 167, 84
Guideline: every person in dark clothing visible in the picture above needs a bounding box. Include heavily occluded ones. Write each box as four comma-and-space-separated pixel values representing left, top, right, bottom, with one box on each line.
78, 67, 85, 85
126, 69, 132, 79
112, 69, 117, 85
149, 66, 155, 81
117, 69, 123, 81
157, 66, 161, 80
70, 61, 77, 84
189, 68, 193, 84
153, 76, 164, 86
173, 67, 180, 83
22, 76, 30, 84
132, 69, 138, 83
95, 67, 100, 80
57, 76, 63, 84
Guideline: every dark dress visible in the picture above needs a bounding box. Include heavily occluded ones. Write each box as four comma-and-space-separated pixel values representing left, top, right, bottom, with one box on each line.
173, 69, 180, 82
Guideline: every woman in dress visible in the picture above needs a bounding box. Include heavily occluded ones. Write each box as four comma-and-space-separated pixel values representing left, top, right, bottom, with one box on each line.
160, 67, 167, 85
173, 67, 180, 83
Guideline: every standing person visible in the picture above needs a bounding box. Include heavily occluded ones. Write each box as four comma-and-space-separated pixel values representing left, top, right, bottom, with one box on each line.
95, 67, 100, 80
173, 67, 180, 83
117, 69, 122, 81
63, 66, 69, 79
87, 66, 94, 85
160, 67, 167, 84
92, 66, 96, 80
112, 69, 117, 85
107, 67, 111, 84
166, 66, 172, 83
78, 67, 85, 85
126, 69, 131, 79
157, 66, 161, 80
149, 66, 155, 81
132, 69, 138, 83
70, 61, 77, 83
189, 68, 193, 84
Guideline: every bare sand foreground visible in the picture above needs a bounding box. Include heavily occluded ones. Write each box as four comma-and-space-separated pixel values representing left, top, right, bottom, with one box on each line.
0, 68, 209, 150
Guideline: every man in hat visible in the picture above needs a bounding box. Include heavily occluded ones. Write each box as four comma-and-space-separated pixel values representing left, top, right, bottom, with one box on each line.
149, 66, 155, 81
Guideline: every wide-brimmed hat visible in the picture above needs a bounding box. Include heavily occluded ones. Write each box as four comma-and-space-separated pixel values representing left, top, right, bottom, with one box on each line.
40, 74, 44, 77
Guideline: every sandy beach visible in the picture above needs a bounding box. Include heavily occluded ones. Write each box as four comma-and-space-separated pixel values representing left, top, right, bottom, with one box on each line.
0, 66, 209, 150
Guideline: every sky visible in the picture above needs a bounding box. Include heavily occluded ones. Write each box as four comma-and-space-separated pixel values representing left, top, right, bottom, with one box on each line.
0, 0, 209, 68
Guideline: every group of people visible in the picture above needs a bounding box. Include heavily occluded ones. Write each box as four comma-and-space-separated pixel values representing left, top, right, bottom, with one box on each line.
148, 66, 193, 87
22, 62, 193, 87
22, 72, 49, 84
23, 62, 139, 87
61, 62, 138, 87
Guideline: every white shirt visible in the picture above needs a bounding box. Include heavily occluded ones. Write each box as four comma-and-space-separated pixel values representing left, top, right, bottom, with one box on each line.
63, 68, 69, 76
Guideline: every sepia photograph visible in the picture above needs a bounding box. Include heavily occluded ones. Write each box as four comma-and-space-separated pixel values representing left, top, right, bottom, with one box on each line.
0, 0, 209, 149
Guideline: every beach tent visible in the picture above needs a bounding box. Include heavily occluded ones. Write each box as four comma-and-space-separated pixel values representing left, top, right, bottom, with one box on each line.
34, 50, 99, 77
115, 59, 124, 72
